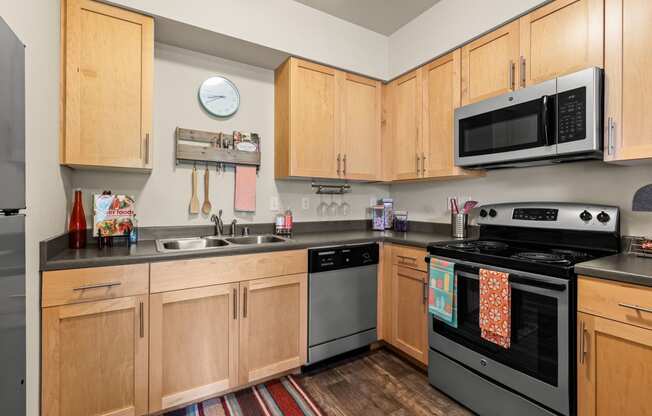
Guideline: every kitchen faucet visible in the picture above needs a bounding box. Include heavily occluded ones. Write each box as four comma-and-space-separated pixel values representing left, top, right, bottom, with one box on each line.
210, 210, 224, 236
230, 218, 237, 237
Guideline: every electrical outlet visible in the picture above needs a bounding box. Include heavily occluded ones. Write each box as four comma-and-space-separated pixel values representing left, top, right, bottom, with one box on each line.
301, 197, 310, 210
370, 197, 378, 207
270, 196, 279, 211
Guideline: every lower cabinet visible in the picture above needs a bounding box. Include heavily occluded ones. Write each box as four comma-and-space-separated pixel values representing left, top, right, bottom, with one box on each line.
577, 312, 652, 416
238, 274, 308, 385
41, 295, 149, 416
148, 284, 239, 413
390, 264, 429, 364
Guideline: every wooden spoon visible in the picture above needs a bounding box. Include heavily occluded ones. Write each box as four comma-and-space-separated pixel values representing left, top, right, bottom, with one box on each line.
189, 166, 200, 214
202, 166, 212, 215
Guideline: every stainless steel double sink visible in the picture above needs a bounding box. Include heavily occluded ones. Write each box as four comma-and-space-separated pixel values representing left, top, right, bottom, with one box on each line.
155, 234, 288, 253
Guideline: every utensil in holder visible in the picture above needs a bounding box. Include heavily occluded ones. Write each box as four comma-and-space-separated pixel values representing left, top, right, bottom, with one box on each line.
451, 213, 468, 238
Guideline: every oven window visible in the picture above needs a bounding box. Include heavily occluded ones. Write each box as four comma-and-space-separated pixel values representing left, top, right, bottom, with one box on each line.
434, 275, 559, 386
459, 98, 548, 157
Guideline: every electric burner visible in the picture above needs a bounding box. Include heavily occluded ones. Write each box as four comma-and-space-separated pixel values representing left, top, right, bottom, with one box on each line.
446, 240, 509, 252
512, 252, 570, 264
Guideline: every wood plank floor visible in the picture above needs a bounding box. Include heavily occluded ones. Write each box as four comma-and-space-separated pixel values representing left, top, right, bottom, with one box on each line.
298, 348, 474, 416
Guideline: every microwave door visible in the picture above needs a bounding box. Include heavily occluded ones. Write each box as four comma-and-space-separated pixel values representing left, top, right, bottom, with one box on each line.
455, 78, 557, 167
556, 67, 603, 155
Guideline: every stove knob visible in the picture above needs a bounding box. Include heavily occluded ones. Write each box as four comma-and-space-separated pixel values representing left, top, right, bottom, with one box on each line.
580, 210, 592, 222
479, 209, 488, 218
489, 209, 498, 218
597, 211, 610, 223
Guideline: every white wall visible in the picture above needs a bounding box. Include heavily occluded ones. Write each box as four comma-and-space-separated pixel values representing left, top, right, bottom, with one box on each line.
388, 0, 547, 78
72, 43, 389, 227
390, 161, 652, 236
109, 0, 389, 79
0, 1, 71, 415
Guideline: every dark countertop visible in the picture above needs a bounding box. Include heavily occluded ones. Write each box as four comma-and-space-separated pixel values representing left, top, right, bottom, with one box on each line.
575, 253, 652, 288
42, 230, 455, 271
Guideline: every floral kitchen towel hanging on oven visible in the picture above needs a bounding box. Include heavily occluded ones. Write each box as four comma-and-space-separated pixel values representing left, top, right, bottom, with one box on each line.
428, 257, 457, 328
479, 268, 511, 349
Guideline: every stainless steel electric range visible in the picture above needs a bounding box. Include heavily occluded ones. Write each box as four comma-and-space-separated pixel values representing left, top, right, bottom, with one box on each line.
426, 203, 620, 416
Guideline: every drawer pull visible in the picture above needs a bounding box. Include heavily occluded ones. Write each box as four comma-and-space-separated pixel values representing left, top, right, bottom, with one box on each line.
73, 281, 122, 291
579, 320, 588, 364
139, 301, 144, 338
618, 303, 652, 314
397, 255, 417, 263
233, 289, 238, 320
422, 281, 428, 305
243, 287, 248, 318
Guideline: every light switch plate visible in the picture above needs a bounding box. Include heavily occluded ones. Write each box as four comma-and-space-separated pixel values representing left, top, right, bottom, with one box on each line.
302, 197, 310, 210
270, 196, 279, 211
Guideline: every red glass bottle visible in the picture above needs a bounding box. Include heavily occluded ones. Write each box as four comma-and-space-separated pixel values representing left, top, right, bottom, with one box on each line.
69, 189, 87, 249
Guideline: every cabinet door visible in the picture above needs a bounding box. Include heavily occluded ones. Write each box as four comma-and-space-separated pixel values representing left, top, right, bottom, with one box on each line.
341, 73, 382, 180
520, 0, 603, 87
391, 265, 428, 364
239, 274, 307, 385
149, 284, 238, 413
604, 0, 652, 162
393, 70, 423, 180
42, 296, 148, 416
461, 20, 520, 105
289, 59, 339, 178
63, 0, 153, 169
577, 312, 652, 416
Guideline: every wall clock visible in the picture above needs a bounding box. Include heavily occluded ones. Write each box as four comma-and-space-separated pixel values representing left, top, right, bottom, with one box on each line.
198, 76, 240, 117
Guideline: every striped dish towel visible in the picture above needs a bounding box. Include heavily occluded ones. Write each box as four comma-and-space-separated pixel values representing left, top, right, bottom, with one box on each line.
479, 268, 511, 349
428, 257, 457, 328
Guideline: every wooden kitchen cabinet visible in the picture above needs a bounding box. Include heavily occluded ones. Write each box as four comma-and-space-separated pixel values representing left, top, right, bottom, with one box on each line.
340, 73, 382, 180
61, 0, 153, 171
238, 274, 308, 385
461, 20, 520, 105
604, 0, 652, 162
577, 312, 652, 416
149, 284, 239, 413
275, 57, 381, 180
391, 264, 429, 365
42, 295, 149, 416
519, 0, 604, 88
392, 69, 423, 180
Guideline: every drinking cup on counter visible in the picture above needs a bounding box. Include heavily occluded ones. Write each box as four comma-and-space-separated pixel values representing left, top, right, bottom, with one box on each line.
451, 213, 468, 238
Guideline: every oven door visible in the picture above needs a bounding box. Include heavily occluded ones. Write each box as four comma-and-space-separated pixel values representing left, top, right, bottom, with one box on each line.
429, 258, 570, 416
454, 79, 557, 167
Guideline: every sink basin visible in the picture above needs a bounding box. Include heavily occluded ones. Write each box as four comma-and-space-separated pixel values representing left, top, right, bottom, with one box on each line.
156, 237, 230, 252
225, 235, 287, 245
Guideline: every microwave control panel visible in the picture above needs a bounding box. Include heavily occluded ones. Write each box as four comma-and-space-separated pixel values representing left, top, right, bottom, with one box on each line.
557, 87, 586, 143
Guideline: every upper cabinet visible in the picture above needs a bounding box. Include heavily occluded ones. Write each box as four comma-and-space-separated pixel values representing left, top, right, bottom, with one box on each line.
461, 21, 520, 105
392, 70, 423, 181
519, 0, 604, 87
604, 0, 652, 162
61, 0, 154, 171
275, 57, 381, 181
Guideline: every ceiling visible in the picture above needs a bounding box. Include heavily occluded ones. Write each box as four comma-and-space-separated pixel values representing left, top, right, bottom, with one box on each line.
293, 0, 441, 35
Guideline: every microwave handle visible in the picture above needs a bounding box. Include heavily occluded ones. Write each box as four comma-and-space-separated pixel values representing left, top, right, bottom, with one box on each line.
540, 95, 554, 146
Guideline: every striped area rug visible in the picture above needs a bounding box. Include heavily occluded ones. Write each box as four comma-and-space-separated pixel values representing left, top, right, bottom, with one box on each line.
164, 375, 323, 416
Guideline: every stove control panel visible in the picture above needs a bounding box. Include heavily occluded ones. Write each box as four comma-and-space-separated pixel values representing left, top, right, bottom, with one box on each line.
513, 208, 558, 221
477, 202, 620, 233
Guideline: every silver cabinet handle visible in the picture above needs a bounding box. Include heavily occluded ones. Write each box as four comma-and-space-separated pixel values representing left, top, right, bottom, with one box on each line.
579, 320, 588, 364
73, 281, 122, 291
139, 301, 144, 338
422, 281, 428, 305
520, 56, 526, 88
337, 153, 341, 176
416, 154, 421, 175
144, 133, 150, 165
343, 154, 347, 176
421, 152, 426, 176
619, 302, 652, 314
243, 287, 248, 318
233, 288, 238, 320
509, 61, 515, 90
607, 118, 616, 156
397, 255, 417, 265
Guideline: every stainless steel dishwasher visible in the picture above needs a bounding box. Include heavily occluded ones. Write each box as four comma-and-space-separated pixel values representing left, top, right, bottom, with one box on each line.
307, 243, 379, 364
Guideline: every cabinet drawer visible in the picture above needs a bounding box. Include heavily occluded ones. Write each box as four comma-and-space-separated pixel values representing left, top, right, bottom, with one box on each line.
392, 245, 428, 272
578, 276, 652, 330
150, 250, 308, 293
42, 264, 149, 307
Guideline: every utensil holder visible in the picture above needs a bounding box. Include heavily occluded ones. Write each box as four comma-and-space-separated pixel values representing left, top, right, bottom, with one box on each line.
451, 213, 468, 238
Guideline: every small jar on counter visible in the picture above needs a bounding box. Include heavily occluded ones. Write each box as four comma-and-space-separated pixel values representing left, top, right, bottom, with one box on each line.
393, 211, 408, 232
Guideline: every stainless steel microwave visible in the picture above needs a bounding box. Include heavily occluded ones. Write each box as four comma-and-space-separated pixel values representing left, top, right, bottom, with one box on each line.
454, 67, 603, 169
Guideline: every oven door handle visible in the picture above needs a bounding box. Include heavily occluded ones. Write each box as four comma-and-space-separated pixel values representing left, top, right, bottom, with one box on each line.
456, 270, 566, 292
539, 95, 554, 146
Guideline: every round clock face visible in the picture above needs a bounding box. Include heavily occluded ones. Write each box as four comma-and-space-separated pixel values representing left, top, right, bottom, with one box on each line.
198, 76, 240, 117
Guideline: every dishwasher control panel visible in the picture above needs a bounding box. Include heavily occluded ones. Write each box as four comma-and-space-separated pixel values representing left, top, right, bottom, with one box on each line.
309, 243, 379, 273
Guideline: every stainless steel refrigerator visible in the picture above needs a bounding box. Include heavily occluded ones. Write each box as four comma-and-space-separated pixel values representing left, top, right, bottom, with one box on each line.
0, 16, 26, 415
